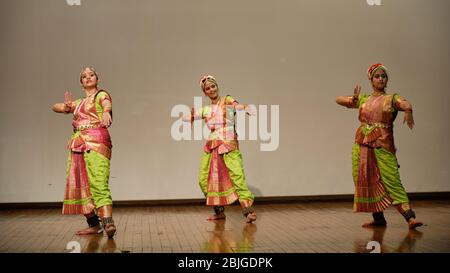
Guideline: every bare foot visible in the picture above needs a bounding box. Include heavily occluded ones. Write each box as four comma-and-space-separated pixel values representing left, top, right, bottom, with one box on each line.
76, 225, 102, 235
407, 229, 423, 239
245, 212, 257, 223
408, 218, 423, 229
207, 212, 226, 221
361, 219, 387, 228
105, 224, 117, 238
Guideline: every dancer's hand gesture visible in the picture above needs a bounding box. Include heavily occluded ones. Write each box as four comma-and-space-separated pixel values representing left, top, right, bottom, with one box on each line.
102, 111, 112, 128
63, 91, 73, 113
352, 85, 361, 102
244, 104, 257, 116
403, 111, 415, 130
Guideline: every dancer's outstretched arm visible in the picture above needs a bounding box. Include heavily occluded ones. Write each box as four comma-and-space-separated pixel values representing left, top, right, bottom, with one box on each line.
99, 92, 112, 128
395, 96, 415, 129
336, 84, 361, 108
233, 102, 256, 116
52, 91, 75, 114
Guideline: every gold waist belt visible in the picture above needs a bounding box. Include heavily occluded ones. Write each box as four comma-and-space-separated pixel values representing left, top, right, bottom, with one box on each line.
74, 124, 100, 132
361, 122, 390, 130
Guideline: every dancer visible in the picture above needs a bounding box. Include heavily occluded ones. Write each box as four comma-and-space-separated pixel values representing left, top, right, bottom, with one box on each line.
184, 75, 257, 223
336, 63, 423, 229
51, 67, 116, 238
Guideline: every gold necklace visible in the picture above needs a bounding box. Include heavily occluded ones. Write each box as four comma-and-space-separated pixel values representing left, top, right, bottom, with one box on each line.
85, 89, 98, 98
371, 91, 385, 97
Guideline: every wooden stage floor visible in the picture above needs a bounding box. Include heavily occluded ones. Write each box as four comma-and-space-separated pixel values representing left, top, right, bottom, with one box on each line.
0, 200, 449, 253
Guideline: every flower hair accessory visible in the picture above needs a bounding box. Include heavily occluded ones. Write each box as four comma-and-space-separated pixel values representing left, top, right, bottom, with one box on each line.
199, 75, 217, 90
367, 63, 388, 80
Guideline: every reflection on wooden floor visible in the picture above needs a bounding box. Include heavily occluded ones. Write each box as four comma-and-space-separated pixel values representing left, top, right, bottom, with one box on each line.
0, 200, 449, 253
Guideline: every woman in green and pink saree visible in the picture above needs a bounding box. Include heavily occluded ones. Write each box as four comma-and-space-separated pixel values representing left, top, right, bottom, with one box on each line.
185, 75, 257, 223
52, 67, 116, 238
336, 63, 423, 229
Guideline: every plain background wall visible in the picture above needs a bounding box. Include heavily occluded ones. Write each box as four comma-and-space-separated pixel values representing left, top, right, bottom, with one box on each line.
0, 0, 449, 203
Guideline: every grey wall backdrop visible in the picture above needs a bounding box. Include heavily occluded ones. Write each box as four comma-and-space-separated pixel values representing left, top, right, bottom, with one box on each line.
0, 0, 449, 203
